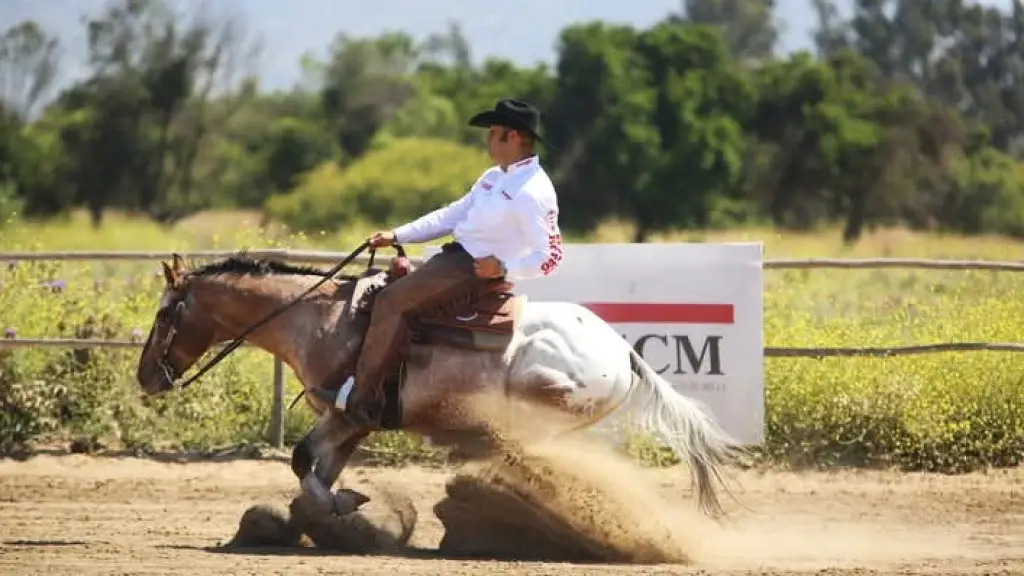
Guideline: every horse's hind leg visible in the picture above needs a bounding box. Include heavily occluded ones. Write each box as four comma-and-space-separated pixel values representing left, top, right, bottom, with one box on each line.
509, 369, 599, 439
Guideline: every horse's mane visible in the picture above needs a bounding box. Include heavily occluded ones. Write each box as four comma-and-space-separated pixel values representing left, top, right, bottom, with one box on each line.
189, 256, 335, 279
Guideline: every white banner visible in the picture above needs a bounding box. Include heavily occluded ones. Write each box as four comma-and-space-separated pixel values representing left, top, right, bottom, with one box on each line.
424, 242, 765, 445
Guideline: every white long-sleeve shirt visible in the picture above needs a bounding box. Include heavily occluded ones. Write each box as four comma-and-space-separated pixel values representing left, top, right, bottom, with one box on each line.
392, 155, 563, 281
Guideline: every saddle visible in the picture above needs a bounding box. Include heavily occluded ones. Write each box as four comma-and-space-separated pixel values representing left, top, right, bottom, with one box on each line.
355, 252, 524, 353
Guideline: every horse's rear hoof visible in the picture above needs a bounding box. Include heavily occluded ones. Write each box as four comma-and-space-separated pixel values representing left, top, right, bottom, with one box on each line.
332, 488, 371, 516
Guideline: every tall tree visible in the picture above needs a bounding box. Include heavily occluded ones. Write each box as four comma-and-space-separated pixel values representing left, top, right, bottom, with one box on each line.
677, 0, 779, 60
316, 31, 421, 159
0, 20, 60, 120
51, 0, 261, 224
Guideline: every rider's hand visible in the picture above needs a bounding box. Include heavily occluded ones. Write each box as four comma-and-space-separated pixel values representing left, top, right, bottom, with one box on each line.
473, 256, 505, 279
368, 230, 396, 248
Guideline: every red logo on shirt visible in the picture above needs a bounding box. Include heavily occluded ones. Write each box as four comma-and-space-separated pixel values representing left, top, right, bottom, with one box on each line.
481, 181, 492, 190
540, 209, 563, 275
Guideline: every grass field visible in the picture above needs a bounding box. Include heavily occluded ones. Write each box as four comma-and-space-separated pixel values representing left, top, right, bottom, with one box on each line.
1, 210, 1022, 472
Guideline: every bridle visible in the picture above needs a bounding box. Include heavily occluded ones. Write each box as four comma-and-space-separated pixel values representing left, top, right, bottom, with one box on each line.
151, 241, 405, 390
146, 297, 187, 388
158, 350, 180, 386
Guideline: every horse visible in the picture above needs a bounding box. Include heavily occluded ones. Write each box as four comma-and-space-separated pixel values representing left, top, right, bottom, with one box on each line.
134, 250, 746, 520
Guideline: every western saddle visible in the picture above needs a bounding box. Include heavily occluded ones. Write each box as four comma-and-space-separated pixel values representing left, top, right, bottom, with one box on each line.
359, 246, 525, 352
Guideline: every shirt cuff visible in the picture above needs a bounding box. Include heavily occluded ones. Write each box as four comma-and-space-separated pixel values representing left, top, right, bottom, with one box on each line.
392, 225, 411, 244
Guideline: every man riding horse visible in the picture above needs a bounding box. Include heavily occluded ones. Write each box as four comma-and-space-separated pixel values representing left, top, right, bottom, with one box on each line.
310, 98, 565, 428
135, 100, 741, 517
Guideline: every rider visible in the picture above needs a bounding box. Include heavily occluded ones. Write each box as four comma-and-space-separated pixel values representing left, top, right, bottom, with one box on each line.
316, 97, 564, 426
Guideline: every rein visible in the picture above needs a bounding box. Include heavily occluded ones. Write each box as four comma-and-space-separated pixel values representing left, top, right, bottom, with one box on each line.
168, 241, 405, 390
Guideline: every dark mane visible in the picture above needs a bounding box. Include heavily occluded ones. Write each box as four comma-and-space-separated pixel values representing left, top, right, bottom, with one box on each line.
190, 256, 334, 278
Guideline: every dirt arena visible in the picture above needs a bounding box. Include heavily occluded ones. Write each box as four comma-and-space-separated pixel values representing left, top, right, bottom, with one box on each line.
1, 444, 1021, 576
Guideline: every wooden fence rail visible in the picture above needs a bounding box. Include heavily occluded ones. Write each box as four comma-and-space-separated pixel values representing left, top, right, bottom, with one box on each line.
4, 249, 1024, 448
5, 250, 1024, 271
6, 338, 1024, 356
0, 249, 372, 264
762, 257, 1024, 271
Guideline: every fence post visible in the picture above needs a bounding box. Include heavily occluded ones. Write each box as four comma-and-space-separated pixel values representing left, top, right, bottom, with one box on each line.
266, 357, 285, 448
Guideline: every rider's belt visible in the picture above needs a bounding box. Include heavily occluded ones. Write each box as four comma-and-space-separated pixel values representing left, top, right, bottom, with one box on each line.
441, 242, 468, 255
442, 241, 508, 281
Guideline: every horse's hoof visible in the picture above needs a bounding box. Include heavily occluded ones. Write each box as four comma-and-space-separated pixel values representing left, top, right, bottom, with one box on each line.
331, 488, 371, 516
340, 488, 371, 508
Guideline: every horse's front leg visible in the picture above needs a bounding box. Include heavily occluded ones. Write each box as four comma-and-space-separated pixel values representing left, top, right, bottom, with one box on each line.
291, 412, 367, 515
313, 429, 371, 514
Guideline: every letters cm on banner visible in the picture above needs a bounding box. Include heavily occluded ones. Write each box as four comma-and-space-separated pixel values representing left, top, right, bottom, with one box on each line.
423, 242, 766, 445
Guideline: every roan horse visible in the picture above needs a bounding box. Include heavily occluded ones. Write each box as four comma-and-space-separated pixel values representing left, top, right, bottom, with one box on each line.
135, 248, 745, 520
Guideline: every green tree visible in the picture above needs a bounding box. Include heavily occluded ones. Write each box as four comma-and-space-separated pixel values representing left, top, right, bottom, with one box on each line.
636, 22, 755, 236
545, 22, 660, 237
0, 20, 60, 120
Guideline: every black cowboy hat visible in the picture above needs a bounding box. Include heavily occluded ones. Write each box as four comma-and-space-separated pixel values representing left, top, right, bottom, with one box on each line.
468, 98, 547, 144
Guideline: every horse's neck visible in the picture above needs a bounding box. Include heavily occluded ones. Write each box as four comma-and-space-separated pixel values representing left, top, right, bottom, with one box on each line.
199, 274, 354, 387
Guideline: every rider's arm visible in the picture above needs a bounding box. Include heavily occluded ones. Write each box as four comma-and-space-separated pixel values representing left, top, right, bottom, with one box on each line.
502, 186, 563, 281
392, 189, 476, 244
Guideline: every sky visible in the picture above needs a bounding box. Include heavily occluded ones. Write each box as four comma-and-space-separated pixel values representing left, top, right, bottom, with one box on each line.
2, 0, 1015, 94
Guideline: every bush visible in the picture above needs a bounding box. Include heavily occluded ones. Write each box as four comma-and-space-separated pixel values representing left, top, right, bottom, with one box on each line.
762, 267, 1024, 472
265, 136, 490, 234
0, 181, 23, 227
941, 147, 1024, 238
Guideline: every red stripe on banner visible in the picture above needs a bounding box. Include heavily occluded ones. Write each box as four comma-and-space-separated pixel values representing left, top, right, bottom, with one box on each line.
583, 302, 735, 324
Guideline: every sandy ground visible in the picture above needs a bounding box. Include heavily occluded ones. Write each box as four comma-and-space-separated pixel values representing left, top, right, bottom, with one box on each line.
0, 453, 1021, 576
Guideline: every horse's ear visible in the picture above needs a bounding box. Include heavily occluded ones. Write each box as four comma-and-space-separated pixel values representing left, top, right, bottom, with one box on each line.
171, 253, 187, 275
161, 261, 179, 287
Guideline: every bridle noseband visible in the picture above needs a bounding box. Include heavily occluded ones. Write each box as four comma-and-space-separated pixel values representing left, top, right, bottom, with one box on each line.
158, 355, 179, 386
151, 298, 185, 389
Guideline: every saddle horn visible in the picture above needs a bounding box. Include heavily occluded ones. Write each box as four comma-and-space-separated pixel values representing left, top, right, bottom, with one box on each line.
388, 244, 412, 279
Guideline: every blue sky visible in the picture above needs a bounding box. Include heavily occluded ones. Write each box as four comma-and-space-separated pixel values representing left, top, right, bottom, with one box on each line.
3, 0, 1014, 93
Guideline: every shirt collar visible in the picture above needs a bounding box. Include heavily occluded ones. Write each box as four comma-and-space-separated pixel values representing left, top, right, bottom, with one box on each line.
505, 155, 538, 174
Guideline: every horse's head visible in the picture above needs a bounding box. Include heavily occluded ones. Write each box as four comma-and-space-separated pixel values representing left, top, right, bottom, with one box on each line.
136, 254, 219, 395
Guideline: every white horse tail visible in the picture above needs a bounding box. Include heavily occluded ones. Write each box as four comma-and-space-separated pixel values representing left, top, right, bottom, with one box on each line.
624, 347, 745, 519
